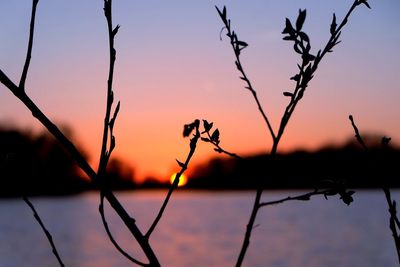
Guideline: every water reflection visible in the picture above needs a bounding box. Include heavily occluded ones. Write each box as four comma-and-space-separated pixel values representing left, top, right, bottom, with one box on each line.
0, 191, 398, 266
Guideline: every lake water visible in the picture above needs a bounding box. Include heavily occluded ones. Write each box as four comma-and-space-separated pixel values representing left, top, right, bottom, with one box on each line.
0, 190, 399, 267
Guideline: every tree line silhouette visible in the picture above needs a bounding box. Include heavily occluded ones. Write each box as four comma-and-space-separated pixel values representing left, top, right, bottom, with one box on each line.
2, 125, 398, 197
189, 135, 400, 190
0, 127, 136, 196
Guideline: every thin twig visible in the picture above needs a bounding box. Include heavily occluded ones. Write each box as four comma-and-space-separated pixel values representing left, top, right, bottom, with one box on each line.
96, 1, 160, 265
349, 115, 400, 264
99, 196, 147, 266
259, 189, 331, 207
23, 197, 65, 267
349, 115, 368, 150
216, 6, 275, 141
216, 2, 368, 266
204, 130, 242, 160
18, 2, 65, 265
19, 0, 39, 91
146, 120, 200, 238
0, 1, 160, 265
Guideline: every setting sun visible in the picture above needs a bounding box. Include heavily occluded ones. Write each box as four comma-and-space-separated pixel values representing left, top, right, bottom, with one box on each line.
170, 173, 188, 187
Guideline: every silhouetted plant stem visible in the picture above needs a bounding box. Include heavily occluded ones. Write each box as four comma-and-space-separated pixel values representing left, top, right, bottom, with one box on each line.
217, 2, 368, 265
204, 128, 242, 160
0, 0, 160, 265
23, 197, 65, 267
235, 187, 262, 267
10, 1, 65, 264
146, 120, 201, 239
216, 6, 275, 141
349, 115, 400, 264
0, 74, 158, 266
95, 0, 146, 264
19, 0, 38, 91
259, 189, 332, 207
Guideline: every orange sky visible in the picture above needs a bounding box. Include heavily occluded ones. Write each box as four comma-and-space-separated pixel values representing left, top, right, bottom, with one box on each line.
1, 1, 399, 183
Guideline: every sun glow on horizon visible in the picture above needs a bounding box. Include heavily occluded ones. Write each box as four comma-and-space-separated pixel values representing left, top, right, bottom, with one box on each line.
170, 173, 188, 187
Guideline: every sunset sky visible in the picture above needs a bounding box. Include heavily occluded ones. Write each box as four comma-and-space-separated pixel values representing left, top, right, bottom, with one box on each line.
1, 1, 399, 183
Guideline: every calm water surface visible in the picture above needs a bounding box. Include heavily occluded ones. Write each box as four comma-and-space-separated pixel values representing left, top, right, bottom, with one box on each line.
0, 190, 398, 267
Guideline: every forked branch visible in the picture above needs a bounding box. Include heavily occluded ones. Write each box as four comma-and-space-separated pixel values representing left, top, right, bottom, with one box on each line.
216, 2, 370, 266
146, 119, 201, 238
0, 0, 160, 266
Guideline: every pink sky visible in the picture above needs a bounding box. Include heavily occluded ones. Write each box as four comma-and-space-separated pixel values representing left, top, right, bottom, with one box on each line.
1, 1, 399, 182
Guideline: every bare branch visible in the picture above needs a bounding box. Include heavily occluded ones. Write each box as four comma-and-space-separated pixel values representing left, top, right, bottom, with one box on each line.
98, 196, 147, 266
259, 189, 331, 207
146, 120, 201, 238
19, 0, 39, 91
0, 1, 160, 265
349, 114, 400, 263
23, 197, 65, 267
216, 6, 276, 141
348, 115, 368, 151
96, 1, 160, 265
216, 2, 369, 266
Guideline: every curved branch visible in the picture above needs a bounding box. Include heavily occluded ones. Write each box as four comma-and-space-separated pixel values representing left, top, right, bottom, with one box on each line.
99, 195, 147, 266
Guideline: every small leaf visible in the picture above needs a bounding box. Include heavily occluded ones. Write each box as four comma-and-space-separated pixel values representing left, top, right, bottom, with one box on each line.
223, 6, 227, 19
194, 119, 200, 129
109, 101, 121, 131
201, 137, 210, 143
176, 159, 185, 168
359, 0, 371, 9
183, 123, 194, 137
215, 6, 225, 22
330, 13, 337, 35
202, 120, 213, 133
235, 61, 242, 71
236, 40, 248, 48
282, 36, 295, 41
211, 129, 220, 143
283, 92, 293, 97
290, 74, 300, 81
112, 25, 120, 36
296, 9, 307, 31
282, 18, 295, 35
340, 191, 354, 205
